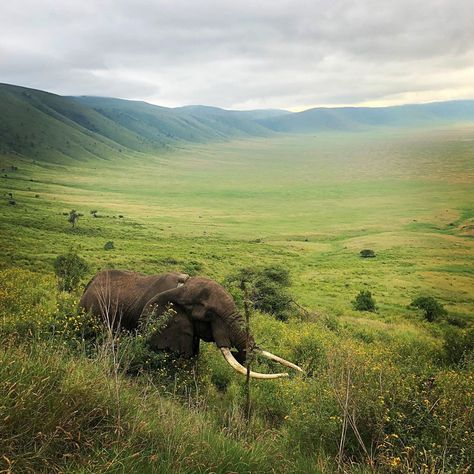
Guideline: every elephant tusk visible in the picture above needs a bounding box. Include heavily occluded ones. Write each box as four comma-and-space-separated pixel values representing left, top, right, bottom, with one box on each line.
220, 348, 288, 379
255, 349, 304, 373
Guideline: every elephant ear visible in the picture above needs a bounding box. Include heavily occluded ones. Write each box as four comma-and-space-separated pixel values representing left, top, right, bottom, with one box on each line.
141, 287, 196, 357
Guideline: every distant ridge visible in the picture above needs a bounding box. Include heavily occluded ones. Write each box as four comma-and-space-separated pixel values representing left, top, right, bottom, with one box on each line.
258, 100, 474, 132
1, 82, 473, 163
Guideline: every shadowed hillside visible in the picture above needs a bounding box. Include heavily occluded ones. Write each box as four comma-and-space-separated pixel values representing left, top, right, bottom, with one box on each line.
0, 84, 279, 163
1, 82, 474, 164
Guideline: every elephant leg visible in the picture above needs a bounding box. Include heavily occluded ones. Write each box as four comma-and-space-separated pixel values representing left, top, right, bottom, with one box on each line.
192, 335, 200, 357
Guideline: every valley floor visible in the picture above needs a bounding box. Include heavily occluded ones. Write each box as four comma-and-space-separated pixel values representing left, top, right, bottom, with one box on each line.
1, 127, 473, 472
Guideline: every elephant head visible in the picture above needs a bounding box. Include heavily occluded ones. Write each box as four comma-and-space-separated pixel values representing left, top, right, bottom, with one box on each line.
141, 276, 302, 379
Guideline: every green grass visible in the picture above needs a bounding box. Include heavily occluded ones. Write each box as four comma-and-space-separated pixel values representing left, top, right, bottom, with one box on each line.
1, 125, 473, 472
1, 126, 473, 317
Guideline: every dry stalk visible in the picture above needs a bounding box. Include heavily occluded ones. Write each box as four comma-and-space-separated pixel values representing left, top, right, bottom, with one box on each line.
94, 273, 124, 441
241, 279, 253, 424
330, 359, 375, 472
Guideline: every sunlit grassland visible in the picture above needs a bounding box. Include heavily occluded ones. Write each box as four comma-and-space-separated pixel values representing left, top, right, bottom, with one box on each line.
0, 127, 474, 324
2, 126, 473, 323
1, 125, 474, 472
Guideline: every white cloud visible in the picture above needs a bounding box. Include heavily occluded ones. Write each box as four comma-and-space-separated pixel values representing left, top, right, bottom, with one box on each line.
0, 0, 473, 109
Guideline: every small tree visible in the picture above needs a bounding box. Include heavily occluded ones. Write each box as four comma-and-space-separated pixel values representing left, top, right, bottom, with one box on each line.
68, 209, 79, 228
409, 296, 447, 322
226, 265, 293, 321
53, 251, 89, 292
360, 249, 376, 258
352, 290, 377, 312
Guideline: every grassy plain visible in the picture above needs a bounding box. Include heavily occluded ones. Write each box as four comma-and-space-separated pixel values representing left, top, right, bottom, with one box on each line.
1, 126, 473, 472
2, 126, 473, 318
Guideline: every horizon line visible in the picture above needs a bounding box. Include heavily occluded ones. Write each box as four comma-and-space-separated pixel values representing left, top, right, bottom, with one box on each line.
2, 81, 474, 114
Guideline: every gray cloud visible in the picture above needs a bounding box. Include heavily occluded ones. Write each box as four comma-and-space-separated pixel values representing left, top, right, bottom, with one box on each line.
0, 0, 473, 109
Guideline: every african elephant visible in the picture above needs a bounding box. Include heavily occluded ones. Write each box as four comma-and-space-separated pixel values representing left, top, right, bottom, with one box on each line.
79, 270, 302, 379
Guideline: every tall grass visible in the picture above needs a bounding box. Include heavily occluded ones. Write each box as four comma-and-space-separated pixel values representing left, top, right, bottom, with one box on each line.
1, 268, 472, 472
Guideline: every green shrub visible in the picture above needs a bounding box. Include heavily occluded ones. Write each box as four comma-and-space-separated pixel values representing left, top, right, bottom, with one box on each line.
352, 290, 377, 312
409, 296, 447, 322
53, 251, 89, 292
225, 265, 293, 321
443, 327, 474, 365
446, 315, 468, 328
359, 249, 376, 258
104, 240, 114, 250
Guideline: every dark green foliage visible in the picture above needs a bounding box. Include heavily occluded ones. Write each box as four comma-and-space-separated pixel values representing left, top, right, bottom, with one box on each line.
352, 290, 377, 312
359, 249, 376, 258
53, 251, 89, 292
446, 315, 468, 328
226, 265, 293, 321
183, 260, 203, 276
409, 296, 447, 322
261, 265, 291, 286
104, 240, 114, 250
443, 327, 474, 365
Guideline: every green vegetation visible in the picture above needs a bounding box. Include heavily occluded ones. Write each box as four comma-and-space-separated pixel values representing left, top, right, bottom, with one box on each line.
103, 240, 114, 250
67, 209, 80, 228
359, 249, 376, 258
226, 265, 293, 321
1, 121, 473, 472
2, 83, 474, 165
53, 251, 89, 292
352, 290, 377, 313
409, 296, 448, 322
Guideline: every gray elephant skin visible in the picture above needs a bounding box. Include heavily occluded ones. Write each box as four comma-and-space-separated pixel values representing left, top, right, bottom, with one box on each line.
79, 270, 302, 379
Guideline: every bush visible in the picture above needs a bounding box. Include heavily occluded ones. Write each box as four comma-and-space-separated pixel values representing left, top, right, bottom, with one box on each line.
225, 265, 293, 321
443, 327, 474, 365
446, 315, 468, 328
359, 249, 376, 258
352, 290, 377, 312
53, 251, 89, 292
409, 296, 447, 322
104, 241, 114, 250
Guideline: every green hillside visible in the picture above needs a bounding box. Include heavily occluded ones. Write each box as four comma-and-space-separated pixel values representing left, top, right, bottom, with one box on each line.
75, 98, 276, 143
260, 100, 474, 132
1, 82, 474, 165
0, 84, 277, 163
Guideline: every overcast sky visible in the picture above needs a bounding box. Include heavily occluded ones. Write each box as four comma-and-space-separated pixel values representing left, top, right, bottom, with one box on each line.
1, 0, 473, 110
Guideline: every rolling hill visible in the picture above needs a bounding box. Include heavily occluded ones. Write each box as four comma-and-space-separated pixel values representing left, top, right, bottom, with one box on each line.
258, 100, 474, 132
1, 82, 473, 163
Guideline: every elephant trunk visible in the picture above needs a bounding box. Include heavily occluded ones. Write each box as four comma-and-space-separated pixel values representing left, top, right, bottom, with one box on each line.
223, 309, 254, 352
